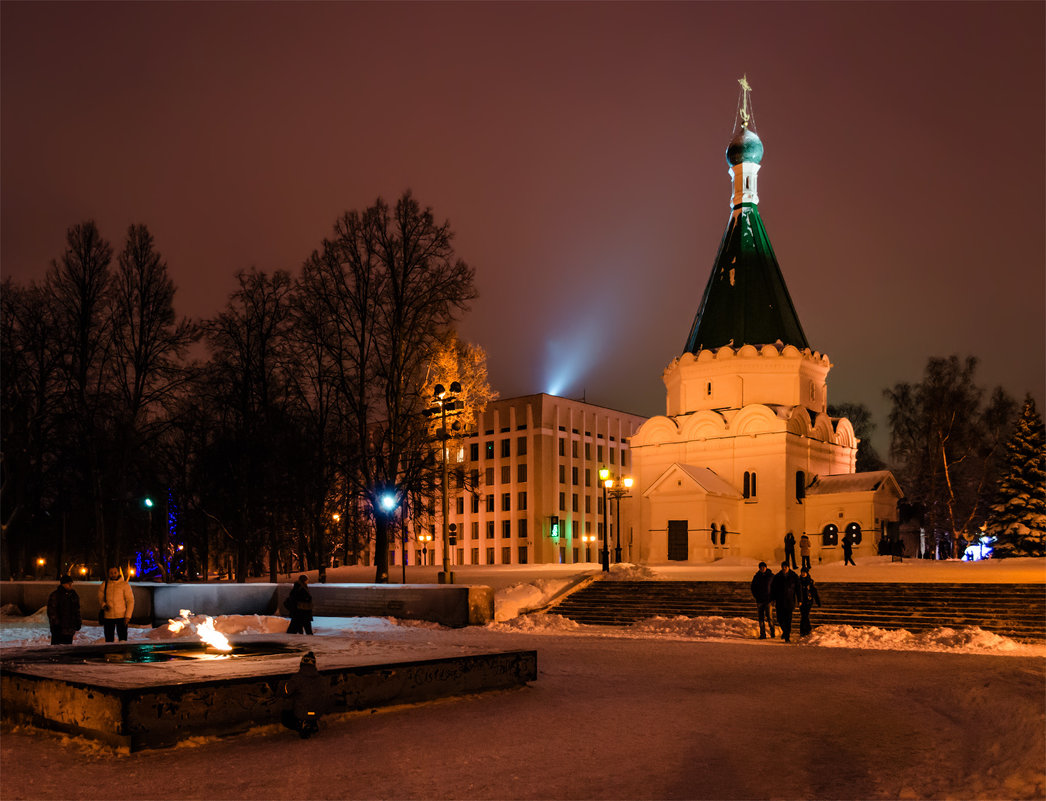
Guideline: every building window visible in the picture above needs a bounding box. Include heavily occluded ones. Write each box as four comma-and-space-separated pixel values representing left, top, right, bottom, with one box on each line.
559, 492, 566, 511
517, 437, 527, 456
743, 471, 758, 499
572, 441, 579, 458
572, 466, 579, 485
559, 546, 567, 564
517, 546, 528, 564
501, 439, 511, 458
621, 450, 628, 468
585, 469, 591, 487
796, 471, 806, 502
502, 547, 512, 564
518, 491, 527, 510
585, 443, 591, 459
517, 463, 527, 483
710, 523, 718, 544
501, 465, 510, 484
598, 445, 604, 462
502, 520, 511, 538
485, 494, 494, 512
485, 467, 494, 485
559, 438, 565, 457
822, 524, 838, 546
572, 493, 579, 512
471, 522, 479, 540
470, 468, 479, 488
519, 518, 527, 539
610, 447, 616, 465
707, 381, 712, 396
485, 441, 494, 459
845, 522, 863, 545
486, 547, 495, 564
470, 443, 479, 461
585, 495, 591, 513
559, 464, 566, 484
456, 497, 464, 515
486, 521, 495, 539
502, 493, 511, 512
471, 495, 479, 513
597, 496, 604, 514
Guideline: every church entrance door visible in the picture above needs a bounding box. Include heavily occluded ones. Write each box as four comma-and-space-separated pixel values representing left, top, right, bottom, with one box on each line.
667, 520, 688, 561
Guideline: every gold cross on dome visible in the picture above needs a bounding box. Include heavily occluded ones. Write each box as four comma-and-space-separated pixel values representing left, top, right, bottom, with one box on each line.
738, 74, 752, 129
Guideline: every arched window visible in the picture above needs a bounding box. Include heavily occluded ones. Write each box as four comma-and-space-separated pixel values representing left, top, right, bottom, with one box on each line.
719, 526, 727, 545
795, 470, 806, 502
822, 524, 839, 546
710, 524, 718, 545
706, 381, 712, 396
845, 522, 862, 545
743, 471, 757, 499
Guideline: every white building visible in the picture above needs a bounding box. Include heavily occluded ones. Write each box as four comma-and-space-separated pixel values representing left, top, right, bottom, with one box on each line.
629, 84, 902, 566
406, 394, 646, 567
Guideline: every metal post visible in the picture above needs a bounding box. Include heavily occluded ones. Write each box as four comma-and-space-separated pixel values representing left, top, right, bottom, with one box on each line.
601, 482, 610, 573
439, 402, 453, 584
614, 491, 622, 563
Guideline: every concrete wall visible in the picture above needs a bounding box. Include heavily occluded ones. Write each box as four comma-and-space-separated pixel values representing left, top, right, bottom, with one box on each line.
1, 581, 495, 627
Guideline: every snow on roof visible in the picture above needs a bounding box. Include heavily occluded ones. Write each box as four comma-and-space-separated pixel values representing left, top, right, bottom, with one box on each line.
674, 464, 742, 498
806, 470, 898, 495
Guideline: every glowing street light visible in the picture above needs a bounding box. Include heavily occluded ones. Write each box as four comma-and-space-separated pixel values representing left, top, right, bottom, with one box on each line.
426, 381, 463, 585
605, 475, 634, 563
598, 467, 611, 572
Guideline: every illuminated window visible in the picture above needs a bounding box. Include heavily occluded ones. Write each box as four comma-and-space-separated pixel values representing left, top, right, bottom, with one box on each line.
845, 522, 862, 545
822, 524, 838, 546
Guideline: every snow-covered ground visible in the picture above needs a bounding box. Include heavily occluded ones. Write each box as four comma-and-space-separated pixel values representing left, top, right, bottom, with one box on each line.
2, 559, 1044, 800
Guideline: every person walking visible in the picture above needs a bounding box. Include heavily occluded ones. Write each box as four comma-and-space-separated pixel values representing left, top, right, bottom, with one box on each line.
750, 561, 776, 639
770, 561, 801, 642
47, 575, 82, 645
282, 651, 326, 738
798, 567, 822, 637
783, 532, 797, 569
842, 532, 856, 566
799, 533, 811, 570
98, 566, 134, 642
285, 574, 314, 635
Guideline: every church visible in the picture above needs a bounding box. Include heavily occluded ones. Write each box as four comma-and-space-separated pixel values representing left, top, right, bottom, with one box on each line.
629, 79, 902, 567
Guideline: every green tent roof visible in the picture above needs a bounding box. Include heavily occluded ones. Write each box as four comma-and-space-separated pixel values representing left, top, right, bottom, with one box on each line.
683, 203, 809, 353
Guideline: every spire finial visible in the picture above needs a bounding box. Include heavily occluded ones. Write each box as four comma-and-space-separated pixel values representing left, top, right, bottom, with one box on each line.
737, 75, 753, 130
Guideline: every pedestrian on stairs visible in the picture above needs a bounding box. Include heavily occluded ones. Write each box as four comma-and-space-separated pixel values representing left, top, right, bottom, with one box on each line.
799, 533, 811, 570
750, 561, 775, 639
770, 561, 801, 642
798, 567, 821, 636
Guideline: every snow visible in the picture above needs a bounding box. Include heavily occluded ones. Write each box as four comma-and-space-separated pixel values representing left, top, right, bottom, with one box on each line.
2, 559, 1044, 799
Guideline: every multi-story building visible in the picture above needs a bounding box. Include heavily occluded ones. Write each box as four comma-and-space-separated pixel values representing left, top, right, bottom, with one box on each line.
403, 393, 646, 567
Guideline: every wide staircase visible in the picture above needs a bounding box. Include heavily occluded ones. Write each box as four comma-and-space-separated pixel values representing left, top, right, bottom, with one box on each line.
547, 580, 1046, 641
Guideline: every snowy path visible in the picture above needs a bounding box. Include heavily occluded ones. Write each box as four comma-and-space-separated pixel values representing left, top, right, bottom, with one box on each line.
2, 624, 1044, 801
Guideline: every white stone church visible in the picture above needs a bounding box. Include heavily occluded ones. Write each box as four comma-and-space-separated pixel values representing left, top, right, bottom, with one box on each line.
629, 85, 902, 567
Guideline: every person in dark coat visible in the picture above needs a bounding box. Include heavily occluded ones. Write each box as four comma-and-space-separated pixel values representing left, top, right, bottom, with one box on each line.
281, 651, 327, 738
798, 567, 822, 637
842, 532, 856, 566
750, 561, 775, 639
783, 532, 797, 569
47, 575, 82, 645
770, 561, 801, 642
285, 574, 314, 635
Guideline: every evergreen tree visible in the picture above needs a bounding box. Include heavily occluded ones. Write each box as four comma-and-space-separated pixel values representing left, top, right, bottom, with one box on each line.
986, 396, 1046, 557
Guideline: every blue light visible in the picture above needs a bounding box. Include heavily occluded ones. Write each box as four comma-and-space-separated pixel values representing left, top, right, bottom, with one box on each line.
379, 493, 398, 513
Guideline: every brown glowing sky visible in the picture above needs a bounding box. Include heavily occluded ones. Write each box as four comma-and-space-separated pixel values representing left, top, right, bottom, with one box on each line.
3, 2, 1043, 452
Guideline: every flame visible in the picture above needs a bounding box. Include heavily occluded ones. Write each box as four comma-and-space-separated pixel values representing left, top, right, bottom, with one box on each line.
166, 609, 233, 652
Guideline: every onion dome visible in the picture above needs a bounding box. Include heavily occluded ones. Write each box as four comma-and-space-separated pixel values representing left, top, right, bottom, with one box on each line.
726, 128, 764, 166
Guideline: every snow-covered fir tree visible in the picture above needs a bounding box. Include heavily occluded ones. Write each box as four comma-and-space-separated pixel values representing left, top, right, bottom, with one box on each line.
986, 396, 1046, 557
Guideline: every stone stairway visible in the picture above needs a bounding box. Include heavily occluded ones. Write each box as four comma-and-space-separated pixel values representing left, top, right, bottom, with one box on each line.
546, 580, 1046, 641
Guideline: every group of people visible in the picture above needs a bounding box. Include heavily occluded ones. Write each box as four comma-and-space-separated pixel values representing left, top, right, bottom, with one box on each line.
46, 566, 135, 645
750, 559, 821, 642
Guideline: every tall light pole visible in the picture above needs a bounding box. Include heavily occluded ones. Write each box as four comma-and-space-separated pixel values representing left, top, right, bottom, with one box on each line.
428, 381, 462, 585
606, 476, 634, 563
598, 466, 611, 572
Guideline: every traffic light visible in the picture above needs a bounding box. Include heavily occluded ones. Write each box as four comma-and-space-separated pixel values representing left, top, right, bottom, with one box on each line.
448, 523, 457, 546
550, 515, 560, 538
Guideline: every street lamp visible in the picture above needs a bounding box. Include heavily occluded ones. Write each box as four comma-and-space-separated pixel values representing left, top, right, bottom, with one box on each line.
581, 532, 597, 562
605, 475, 634, 563
598, 467, 611, 572
418, 530, 434, 566
427, 381, 463, 585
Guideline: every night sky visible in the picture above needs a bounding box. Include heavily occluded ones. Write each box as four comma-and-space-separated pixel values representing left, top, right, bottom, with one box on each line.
3, 2, 1043, 453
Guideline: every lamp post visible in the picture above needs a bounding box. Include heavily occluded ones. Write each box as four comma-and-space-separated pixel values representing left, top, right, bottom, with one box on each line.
427, 381, 462, 585
378, 489, 399, 583
581, 533, 597, 562
419, 530, 433, 566
606, 476, 634, 563
598, 466, 610, 572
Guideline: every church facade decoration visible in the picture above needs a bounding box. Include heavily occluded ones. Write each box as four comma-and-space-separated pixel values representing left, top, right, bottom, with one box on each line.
630, 79, 902, 566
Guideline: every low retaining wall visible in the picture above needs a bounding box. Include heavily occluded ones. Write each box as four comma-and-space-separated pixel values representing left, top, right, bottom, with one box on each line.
1, 582, 494, 628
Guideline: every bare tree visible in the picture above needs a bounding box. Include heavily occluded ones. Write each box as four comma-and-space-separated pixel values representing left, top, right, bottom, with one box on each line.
300, 192, 476, 582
